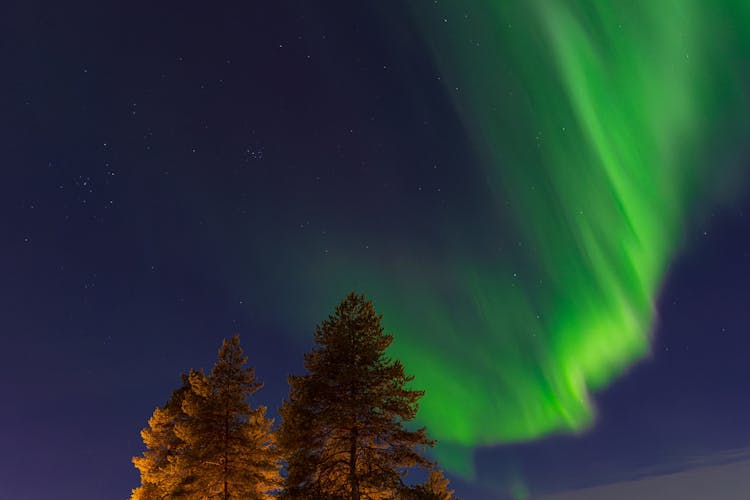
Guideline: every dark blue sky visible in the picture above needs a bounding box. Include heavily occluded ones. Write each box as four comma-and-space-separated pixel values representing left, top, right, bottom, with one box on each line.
2, 2, 750, 499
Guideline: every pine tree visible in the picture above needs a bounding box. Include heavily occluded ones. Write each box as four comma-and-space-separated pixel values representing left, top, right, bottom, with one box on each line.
278, 293, 435, 499
399, 469, 457, 500
131, 376, 191, 499
132, 335, 279, 499
175, 335, 280, 499
422, 469, 455, 500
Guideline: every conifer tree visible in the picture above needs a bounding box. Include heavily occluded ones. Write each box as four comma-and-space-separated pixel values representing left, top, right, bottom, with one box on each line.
399, 469, 457, 500
422, 469, 455, 500
278, 293, 435, 499
132, 335, 279, 499
175, 335, 280, 499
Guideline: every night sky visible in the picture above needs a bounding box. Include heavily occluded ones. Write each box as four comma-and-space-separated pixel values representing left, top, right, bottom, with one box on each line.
4, 2, 750, 499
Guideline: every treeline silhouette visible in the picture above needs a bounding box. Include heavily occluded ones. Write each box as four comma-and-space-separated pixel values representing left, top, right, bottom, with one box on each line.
132, 293, 458, 499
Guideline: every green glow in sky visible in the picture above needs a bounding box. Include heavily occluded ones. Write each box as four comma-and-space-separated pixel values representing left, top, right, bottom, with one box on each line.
261, 1, 750, 478
386, 0, 748, 474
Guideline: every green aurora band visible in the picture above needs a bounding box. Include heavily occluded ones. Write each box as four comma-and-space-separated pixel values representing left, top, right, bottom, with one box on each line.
242, 1, 750, 478
380, 0, 750, 473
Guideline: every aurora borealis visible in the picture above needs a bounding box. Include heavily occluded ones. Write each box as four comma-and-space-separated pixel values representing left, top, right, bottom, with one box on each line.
272, 0, 750, 475
401, 0, 749, 450
404, 0, 750, 467
7, 1, 750, 498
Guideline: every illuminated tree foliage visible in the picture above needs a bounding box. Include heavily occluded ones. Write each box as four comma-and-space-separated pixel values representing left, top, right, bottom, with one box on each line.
132, 335, 279, 499
277, 293, 435, 499
399, 469, 457, 500
131, 378, 191, 499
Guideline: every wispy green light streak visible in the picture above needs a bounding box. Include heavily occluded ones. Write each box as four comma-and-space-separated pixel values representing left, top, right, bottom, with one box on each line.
248, 1, 750, 480
384, 0, 750, 473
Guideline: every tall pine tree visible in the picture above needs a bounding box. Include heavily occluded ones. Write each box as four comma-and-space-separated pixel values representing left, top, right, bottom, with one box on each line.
132, 335, 279, 499
176, 335, 280, 499
278, 293, 435, 499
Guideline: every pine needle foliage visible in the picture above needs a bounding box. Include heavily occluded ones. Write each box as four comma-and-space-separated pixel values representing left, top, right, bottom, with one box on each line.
278, 293, 435, 500
131, 377, 191, 499
132, 335, 279, 499
399, 469, 458, 500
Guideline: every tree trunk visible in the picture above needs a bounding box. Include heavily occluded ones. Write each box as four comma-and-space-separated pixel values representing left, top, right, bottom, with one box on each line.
224, 408, 229, 500
350, 427, 359, 500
